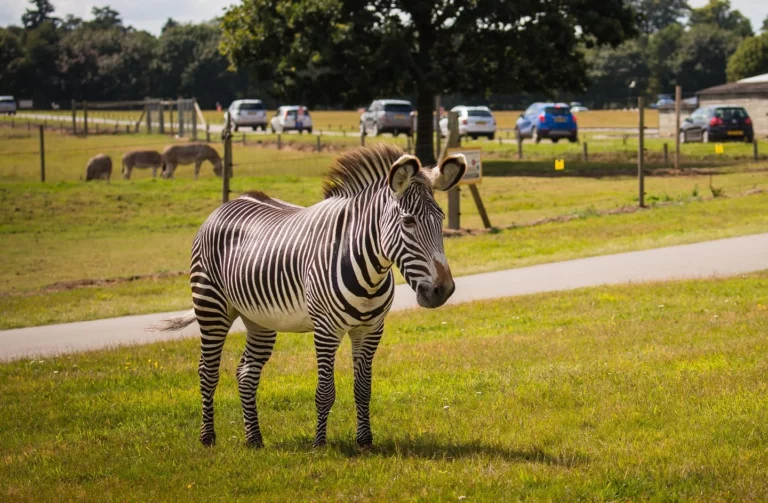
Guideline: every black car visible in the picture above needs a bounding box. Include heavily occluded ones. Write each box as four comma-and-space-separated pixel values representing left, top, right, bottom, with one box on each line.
679, 106, 753, 143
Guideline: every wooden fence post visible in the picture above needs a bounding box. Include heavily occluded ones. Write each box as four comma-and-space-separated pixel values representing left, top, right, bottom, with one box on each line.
39, 125, 45, 183
674, 85, 681, 170
638, 97, 645, 208
222, 113, 232, 204
71, 99, 77, 134
754, 139, 758, 161
84, 101, 88, 136
517, 137, 523, 160
277, 134, 282, 150
663, 143, 668, 165
447, 111, 460, 230
316, 135, 321, 152
582, 142, 588, 162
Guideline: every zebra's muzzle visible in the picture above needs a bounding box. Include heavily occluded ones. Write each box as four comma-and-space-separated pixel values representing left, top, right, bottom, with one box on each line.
415, 279, 455, 308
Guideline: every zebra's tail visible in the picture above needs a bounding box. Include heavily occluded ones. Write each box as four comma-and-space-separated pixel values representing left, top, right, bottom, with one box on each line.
146, 309, 196, 332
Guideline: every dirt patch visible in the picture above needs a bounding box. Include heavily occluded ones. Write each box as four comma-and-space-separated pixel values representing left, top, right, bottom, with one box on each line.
3, 270, 189, 297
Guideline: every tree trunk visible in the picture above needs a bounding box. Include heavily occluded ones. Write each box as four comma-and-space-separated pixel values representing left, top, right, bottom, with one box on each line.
415, 88, 435, 165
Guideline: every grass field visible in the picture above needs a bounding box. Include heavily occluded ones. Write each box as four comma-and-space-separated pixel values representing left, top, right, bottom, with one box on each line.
1, 125, 767, 329
2, 272, 768, 501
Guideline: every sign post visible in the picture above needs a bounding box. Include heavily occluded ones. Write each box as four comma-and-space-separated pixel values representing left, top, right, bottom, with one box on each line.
447, 147, 491, 229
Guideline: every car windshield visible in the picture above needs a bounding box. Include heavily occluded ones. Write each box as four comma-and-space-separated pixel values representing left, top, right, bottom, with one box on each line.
240, 102, 264, 110
467, 110, 492, 117
714, 107, 748, 120
0, 98, 13, 103
544, 106, 571, 116
384, 104, 412, 113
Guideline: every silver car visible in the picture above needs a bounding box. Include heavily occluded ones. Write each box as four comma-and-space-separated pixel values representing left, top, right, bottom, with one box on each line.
226, 99, 267, 131
360, 99, 414, 137
0, 96, 16, 115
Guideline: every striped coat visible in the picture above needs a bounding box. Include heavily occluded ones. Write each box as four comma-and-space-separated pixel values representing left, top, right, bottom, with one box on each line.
155, 144, 466, 449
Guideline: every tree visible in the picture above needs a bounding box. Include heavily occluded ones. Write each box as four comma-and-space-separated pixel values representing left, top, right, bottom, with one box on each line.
632, 0, 689, 34
762, 15, 768, 33
88, 6, 123, 31
21, 0, 56, 30
646, 22, 684, 94
689, 0, 753, 37
583, 39, 650, 108
0, 29, 25, 92
220, 0, 637, 162
675, 23, 741, 91
162, 18, 179, 33
727, 33, 768, 81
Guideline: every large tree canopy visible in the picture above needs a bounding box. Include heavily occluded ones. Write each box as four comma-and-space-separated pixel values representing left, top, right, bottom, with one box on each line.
220, 0, 637, 162
727, 32, 768, 81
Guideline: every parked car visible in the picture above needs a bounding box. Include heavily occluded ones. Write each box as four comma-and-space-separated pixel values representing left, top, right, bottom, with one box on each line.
679, 105, 753, 143
515, 102, 578, 143
570, 102, 589, 113
226, 99, 267, 131
0, 96, 16, 115
439, 106, 496, 139
655, 97, 676, 109
270, 106, 313, 134
360, 99, 414, 137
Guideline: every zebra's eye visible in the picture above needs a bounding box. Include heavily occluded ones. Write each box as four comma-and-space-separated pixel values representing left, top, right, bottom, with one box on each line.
402, 215, 416, 227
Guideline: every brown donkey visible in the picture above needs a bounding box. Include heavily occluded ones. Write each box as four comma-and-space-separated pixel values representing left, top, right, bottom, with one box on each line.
122, 150, 163, 180
161, 143, 224, 180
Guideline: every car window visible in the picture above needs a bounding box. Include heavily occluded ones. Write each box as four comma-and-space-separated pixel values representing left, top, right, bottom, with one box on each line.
544, 106, 570, 116
384, 103, 412, 113
714, 107, 748, 120
468, 110, 492, 117
240, 102, 264, 111
299, 108, 310, 117
525, 105, 537, 115
286, 110, 297, 118
0, 98, 14, 104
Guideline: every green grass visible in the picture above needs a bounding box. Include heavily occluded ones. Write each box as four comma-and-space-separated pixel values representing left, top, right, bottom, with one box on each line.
2, 272, 767, 501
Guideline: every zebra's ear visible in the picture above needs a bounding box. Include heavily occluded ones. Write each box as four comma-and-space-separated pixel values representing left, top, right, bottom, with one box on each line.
430, 154, 467, 191
388, 154, 421, 195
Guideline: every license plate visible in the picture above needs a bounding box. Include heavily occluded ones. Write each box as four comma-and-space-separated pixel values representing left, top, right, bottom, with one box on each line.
554, 117, 567, 123
727, 130, 743, 136
395, 114, 406, 120
476, 121, 486, 125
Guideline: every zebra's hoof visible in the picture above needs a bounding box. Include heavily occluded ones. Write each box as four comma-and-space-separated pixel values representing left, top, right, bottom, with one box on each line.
200, 433, 216, 447
246, 438, 264, 449
356, 442, 373, 452
312, 439, 327, 449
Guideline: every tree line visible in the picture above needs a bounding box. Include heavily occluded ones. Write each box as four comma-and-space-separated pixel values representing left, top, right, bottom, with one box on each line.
0, 0, 255, 109
2, 0, 766, 113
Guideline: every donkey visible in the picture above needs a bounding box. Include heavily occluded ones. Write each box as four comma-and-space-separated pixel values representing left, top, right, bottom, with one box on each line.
152, 144, 466, 450
161, 143, 223, 180
85, 154, 112, 181
122, 150, 163, 180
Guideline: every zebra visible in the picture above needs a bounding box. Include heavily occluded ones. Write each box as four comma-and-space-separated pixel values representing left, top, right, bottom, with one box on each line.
152, 143, 466, 449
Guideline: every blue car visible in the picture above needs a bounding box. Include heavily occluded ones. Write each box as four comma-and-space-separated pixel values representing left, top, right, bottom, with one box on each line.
515, 102, 578, 143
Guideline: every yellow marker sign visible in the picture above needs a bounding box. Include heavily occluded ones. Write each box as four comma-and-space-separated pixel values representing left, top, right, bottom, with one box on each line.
555, 159, 565, 170
715, 143, 724, 154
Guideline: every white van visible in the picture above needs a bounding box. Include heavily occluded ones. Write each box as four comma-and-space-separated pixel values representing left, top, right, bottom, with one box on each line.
0, 96, 16, 115
226, 99, 267, 131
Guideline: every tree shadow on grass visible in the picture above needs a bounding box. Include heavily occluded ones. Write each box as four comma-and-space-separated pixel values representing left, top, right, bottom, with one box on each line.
483, 159, 740, 178
273, 434, 588, 467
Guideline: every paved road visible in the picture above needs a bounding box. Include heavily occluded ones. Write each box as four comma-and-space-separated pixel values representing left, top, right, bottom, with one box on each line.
2, 233, 766, 361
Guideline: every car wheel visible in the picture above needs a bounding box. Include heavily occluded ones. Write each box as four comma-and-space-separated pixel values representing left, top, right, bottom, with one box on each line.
372, 122, 380, 136
514, 127, 522, 142
532, 127, 541, 144
470, 134, 478, 140
551, 138, 559, 144
702, 130, 709, 143
679, 130, 686, 144
271, 125, 276, 134
252, 126, 258, 131
568, 135, 578, 143
488, 133, 495, 140
359, 122, 366, 136
308, 128, 313, 135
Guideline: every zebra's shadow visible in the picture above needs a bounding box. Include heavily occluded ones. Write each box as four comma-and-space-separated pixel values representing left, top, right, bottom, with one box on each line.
273, 435, 588, 467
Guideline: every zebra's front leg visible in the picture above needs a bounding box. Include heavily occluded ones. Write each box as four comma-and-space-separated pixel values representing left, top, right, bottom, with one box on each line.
237, 323, 277, 448
313, 329, 343, 447
194, 160, 202, 180
350, 324, 383, 449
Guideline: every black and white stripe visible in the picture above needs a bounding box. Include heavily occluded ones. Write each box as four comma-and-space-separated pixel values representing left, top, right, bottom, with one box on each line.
158, 144, 466, 449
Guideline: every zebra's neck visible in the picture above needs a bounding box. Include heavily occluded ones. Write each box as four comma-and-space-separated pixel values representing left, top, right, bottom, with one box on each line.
341, 185, 393, 294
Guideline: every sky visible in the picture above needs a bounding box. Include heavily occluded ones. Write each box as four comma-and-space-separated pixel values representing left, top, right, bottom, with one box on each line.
0, 0, 766, 35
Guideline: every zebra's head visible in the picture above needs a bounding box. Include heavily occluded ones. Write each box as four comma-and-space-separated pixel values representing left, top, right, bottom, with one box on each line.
383, 153, 467, 308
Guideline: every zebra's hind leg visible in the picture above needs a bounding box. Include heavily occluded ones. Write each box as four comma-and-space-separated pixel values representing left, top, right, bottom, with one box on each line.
312, 326, 343, 448
237, 320, 277, 448
193, 293, 236, 447
349, 323, 384, 450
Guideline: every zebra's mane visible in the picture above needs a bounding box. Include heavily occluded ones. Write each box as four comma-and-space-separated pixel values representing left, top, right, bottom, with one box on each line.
323, 144, 424, 199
